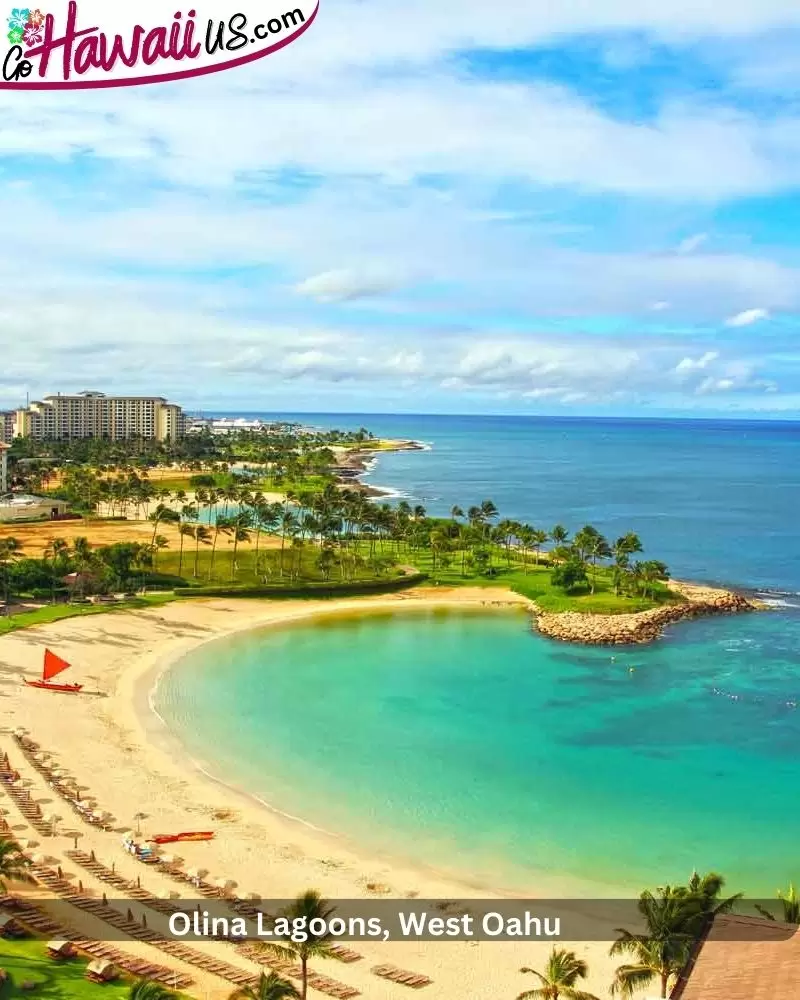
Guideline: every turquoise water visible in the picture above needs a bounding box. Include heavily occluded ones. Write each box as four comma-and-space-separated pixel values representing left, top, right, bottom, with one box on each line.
155, 606, 800, 896
159, 413, 800, 895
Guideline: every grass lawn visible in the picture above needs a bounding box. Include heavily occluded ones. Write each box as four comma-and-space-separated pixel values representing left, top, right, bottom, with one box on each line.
404, 548, 681, 614
0, 595, 176, 636
0, 938, 133, 999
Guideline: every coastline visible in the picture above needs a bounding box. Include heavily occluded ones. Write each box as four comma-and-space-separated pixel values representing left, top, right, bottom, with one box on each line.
533, 580, 762, 645
0, 588, 630, 999
332, 439, 426, 496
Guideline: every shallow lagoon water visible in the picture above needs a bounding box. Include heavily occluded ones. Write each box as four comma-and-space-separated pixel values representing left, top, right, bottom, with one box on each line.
156, 605, 800, 895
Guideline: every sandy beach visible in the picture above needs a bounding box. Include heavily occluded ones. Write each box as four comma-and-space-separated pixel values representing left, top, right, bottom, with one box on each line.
0, 588, 639, 999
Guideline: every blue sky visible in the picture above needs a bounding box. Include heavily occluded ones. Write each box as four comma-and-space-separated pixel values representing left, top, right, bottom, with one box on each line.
2, 1, 800, 417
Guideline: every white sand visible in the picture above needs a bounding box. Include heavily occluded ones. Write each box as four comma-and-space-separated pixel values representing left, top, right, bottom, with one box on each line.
0, 589, 646, 999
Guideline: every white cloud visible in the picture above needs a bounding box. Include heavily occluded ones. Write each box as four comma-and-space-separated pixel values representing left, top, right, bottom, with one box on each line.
677, 233, 708, 254
725, 307, 770, 327
294, 268, 403, 302
674, 351, 719, 373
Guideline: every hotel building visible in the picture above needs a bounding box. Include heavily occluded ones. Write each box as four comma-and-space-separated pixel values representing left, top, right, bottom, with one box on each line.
1, 391, 185, 443
0, 442, 8, 494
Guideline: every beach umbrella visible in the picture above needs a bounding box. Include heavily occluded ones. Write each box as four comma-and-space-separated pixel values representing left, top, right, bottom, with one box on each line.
30, 853, 47, 864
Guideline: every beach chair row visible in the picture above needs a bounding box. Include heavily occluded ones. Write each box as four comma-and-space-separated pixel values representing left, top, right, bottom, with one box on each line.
372, 964, 433, 988
65, 850, 181, 917
237, 942, 362, 999
27, 863, 267, 991
0, 894, 194, 989
12, 735, 114, 831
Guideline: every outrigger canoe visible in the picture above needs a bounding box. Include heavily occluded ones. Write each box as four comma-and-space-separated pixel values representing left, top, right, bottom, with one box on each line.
24, 650, 83, 694
150, 832, 215, 845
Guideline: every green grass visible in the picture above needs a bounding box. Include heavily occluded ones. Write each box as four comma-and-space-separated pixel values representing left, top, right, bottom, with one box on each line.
402, 549, 682, 614
156, 541, 402, 590
158, 536, 680, 614
0, 938, 133, 999
0, 594, 176, 636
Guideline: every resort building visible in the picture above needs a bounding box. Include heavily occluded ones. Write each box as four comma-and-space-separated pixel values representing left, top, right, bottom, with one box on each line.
0, 493, 68, 522
0, 442, 8, 493
0, 410, 14, 444
670, 913, 800, 1000
7, 391, 185, 442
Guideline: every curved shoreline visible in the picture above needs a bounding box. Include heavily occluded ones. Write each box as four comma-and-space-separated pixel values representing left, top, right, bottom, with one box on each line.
0, 587, 779, 998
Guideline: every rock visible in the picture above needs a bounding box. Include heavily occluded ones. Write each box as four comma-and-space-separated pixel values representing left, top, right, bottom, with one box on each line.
532, 585, 758, 646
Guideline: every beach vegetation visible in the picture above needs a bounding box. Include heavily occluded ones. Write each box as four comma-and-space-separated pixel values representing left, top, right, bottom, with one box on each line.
229, 971, 301, 1000
610, 871, 740, 998
755, 882, 800, 923
127, 980, 179, 1000
0, 937, 148, 998
0, 836, 33, 888
1, 424, 680, 622
255, 890, 337, 1000
518, 947, 600, 1000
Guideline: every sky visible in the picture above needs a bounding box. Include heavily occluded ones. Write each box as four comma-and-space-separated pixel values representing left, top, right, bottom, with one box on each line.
1, 1, 800, 418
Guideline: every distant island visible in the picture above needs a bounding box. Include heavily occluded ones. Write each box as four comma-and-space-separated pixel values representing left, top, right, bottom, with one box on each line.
0, 421, 758, 643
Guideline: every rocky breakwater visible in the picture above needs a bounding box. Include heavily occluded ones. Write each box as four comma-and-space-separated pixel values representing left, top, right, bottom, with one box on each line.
533, 580, 761, 646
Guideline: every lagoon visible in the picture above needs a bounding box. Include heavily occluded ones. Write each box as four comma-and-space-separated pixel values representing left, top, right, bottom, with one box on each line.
155, 604, 800, 896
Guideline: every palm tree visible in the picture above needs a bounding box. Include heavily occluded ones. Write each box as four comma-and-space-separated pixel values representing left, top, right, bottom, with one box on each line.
610, 938, 688, 999
518, 948, 600, 1000
256, 890, 337, 1000
0, 536, 22, 615
193, 524, 211, 578
128, 980, 179, 1000
230, 971, 301, 1000
0, 837, 33, 889
609, 887, 701, 998
756, 883, 800, 923
178, 523, 194, 577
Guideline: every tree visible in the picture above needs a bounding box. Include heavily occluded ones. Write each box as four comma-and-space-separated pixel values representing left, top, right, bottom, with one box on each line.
518, 947, 600, 1000
178, 523, 194, 577
0, 837, 33, 889
193, 524, 212, 578
755, 883, 800, 924
609, 888, 702, 998
128, 980, 179, 1000
0, 537, 23, 614
230, 972, 301, 1000
551, 557, 588, 594
584, 532, 612, 594
256, 890, 337, 1000
43, 537, 70, 604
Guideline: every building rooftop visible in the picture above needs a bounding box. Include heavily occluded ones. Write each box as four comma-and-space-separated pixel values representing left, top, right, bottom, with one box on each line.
671, 913, 800, 1000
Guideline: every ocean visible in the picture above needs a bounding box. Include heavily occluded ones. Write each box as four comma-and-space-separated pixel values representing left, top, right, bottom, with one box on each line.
155, 414, 800, 896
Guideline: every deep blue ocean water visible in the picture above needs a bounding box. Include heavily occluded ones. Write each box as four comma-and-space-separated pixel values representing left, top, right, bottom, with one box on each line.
157, 414, 800, 894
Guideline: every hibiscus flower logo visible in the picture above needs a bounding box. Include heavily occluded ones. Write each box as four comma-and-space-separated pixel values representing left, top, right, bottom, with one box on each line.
22, 19, 41, 44
7, 7, 46, 46
7, 7, 29, 31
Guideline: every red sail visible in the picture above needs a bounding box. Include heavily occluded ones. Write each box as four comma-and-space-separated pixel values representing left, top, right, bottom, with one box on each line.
42, 649, 71, 682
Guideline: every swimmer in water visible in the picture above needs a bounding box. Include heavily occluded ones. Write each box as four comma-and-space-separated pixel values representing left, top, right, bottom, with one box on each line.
629, 667, 635, 674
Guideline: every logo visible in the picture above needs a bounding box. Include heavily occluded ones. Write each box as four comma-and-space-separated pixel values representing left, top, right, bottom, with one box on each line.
1, 0, 318, 89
